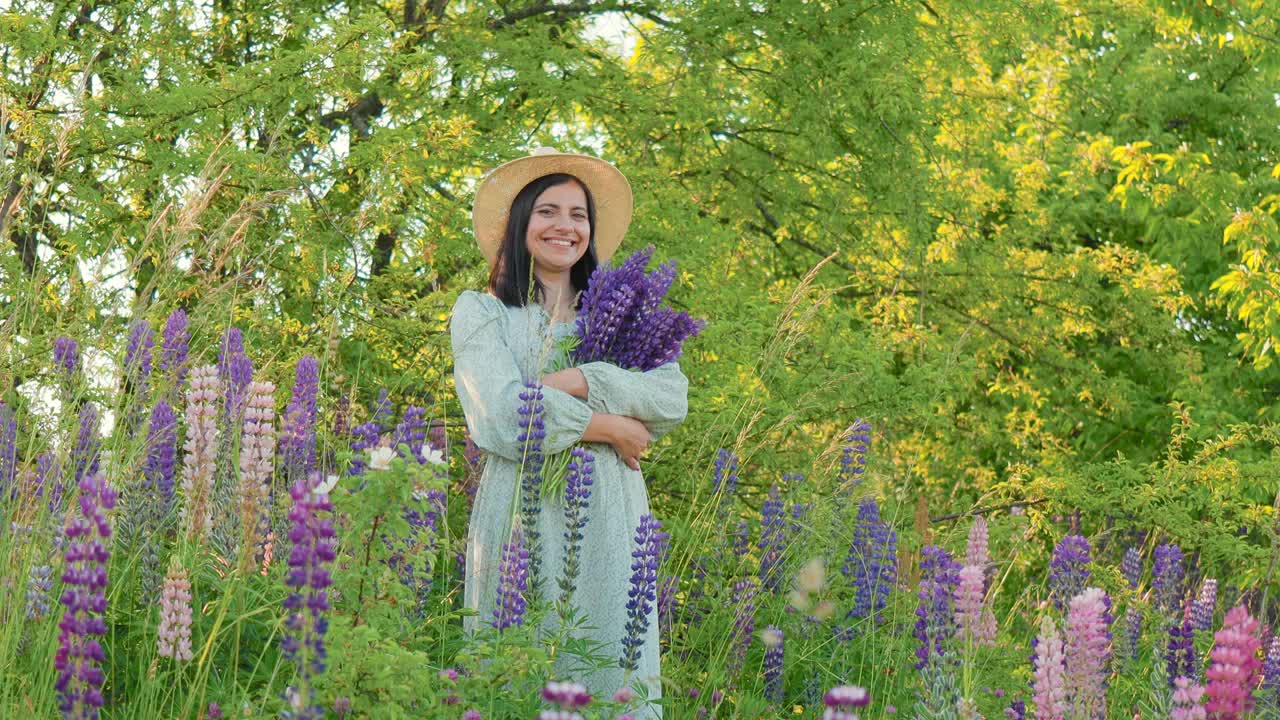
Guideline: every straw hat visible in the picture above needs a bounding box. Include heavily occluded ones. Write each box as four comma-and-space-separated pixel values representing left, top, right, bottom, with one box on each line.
471, 146, 633, 268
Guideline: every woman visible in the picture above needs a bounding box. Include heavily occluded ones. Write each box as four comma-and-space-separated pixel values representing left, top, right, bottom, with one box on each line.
451, 147, 688, 715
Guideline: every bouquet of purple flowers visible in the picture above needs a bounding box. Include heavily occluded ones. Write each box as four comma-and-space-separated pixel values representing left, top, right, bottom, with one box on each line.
570, 245, 705, 371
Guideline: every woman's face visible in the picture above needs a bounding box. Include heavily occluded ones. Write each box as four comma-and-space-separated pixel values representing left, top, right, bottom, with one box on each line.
524, 180, 590, 277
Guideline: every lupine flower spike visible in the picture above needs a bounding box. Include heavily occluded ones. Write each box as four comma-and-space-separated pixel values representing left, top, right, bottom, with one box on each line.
822, 685, 870, 720
157, 556, 194, 662
540, 680, 591, 720
492, 523, 530, 631
1048, 535, 1090, 612
621, 514, 665, 672
1064, 588, 1111, 720
180, 365, 221, 543
1204, 604, 1262, 719
1032, 614, 1067, 720
281, 473, 336, 719
55, 471, 116, 720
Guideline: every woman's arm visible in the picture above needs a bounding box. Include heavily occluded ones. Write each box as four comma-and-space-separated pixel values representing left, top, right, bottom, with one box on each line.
573, 361, 689, 442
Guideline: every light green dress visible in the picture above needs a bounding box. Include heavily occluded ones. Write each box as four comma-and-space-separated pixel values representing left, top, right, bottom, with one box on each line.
451, 290, 688, 716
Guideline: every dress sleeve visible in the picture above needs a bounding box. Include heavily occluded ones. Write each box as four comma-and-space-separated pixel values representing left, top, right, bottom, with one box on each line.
451, 291, 593, 462
578, 360, 689, 442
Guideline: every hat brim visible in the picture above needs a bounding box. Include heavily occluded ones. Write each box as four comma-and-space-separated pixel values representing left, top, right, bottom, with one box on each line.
472, 151, 633, 268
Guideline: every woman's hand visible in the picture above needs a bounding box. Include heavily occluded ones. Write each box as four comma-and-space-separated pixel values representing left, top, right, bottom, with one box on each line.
607, 415, 650, 471
582, 413, 650, 471
541, 368, 588, 400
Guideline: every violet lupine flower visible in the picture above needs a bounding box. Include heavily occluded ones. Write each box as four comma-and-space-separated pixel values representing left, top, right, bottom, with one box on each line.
72, 403, 101, 486
0, 400, 16, 501
1004, 699, 1026, 720
713, 448, 739, 523
157, 557, 194, 661
123, 320, 155, 436
387, 488, 445, 618
427, 418, 447, 453
758, 482, 786, 592
787, 499, 810, 546
614, 256, 676, 367
762, 625, 785, 704
239, 381, 276, 560
657, 573, 678, 649
221, 344, 254, 422
1121, 606, 1142, 664
1167, 617, 1198, 687
842, 496, 898, 626
1121, 546, 1142, 590
54, 336, 80, 376
144, 399, 179, 513
571, 248, 645, 364
837, 420, 871, 495
346, 391, 388, 478
35, 451, 64, 512
621, 514, 665, 671
160, 309, 190, 392
822, 685, 870, 720
180, 365, 221, 543
55, 471, 116, 719
1264, 635, 1280, 700
1048, 535, 1091, 612
558, 447, 595, 604
393, 405, 428, 464
1032, 614, 1067, 720
1204, 604, 1262, 719
913, 545, 961, 670
727, 577, 759, 675
492, 524, 530, 631
462, 711, 482, 720
1064, 588, 1111, 720
1190, 578, 1217, 632
26, 561, 55, 620
281, 473, 337, 718
1152, 543, 1186, 618
729, 520, 750, 557
516, 380, 547, 586
280, 355, 320, 484
1171, 677, 1207, 720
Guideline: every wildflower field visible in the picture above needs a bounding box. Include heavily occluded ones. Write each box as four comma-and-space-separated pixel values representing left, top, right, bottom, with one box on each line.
4, 0, 1280, 718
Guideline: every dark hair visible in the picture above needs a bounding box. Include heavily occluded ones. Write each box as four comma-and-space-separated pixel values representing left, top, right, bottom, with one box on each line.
488, 173, 599, 308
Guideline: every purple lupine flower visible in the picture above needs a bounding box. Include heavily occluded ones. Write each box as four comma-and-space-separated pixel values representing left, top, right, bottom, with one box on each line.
572, 247, 650, 364
1004, 698, 1026, 720
1189, 578, 1217, 632
728, 577, 759, 676
1121, 606, 1142, 664
218, 331, 253, 422
281, 472, 337, 717
280, 355, 320, 483
160, 309, 190, 392
621, 513, 665, 671
1167, 617, 1198, 687
123, 320, 155, 436
35, 451, 64, 512
347, 421, 380, 478
1032, 614, 1067, 720
55, 471, 116, 719
144, 399, 179, 512
492, 524, 530, 631
393, 405, 428, 465
1122, 546, 1142, 590
823, 685, 870, 720
787, 498, 811, 547
758, 482, 786, 592
386, 487, 445, 619
713, 448, 739, 520
1048, 535, 1091, 612
763, 625, 785, 704
516, 380, 547, 586
0, 401, 16, 501
53, 336, 80, 380
837, 420, 871, 494
842, 496, 898, 626
542, 680, 592, 710
913, 545, 961, 670
25, 562, 55, 620
1171, 677, 1207, 720
1153, 543, 1185, 618
730, 521, 751, 557
72, 403, 101, 486
558, 447, 595, 604
657, 573, 678, 648
1064, 588, 1111, 720
614, 256, 676, 368
1262, 635, 1280, 703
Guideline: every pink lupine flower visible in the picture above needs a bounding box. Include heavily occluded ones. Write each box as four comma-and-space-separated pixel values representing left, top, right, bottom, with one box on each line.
1204, 604, 1262, 720
157, 557, 194, 661
956, 564, 995, 647
238, 380, 276, 564
965, 515, 990, 569
180, 364, 222, 542
1064, 588, 1111, 720
1171, 677, 1207, 720
1032, 615, 1067, 720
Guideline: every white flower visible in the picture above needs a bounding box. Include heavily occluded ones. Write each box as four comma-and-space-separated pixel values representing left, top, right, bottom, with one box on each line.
369, 446, 396, 471
760, 627, 784, 648
423, 447, 446, 466
313, 474, 339, 496
796, 556, 826, 594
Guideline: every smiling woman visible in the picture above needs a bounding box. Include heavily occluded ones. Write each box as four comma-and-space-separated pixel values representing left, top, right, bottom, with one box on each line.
451, 147, 684, 717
